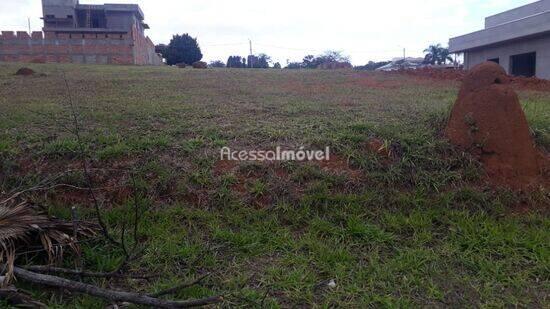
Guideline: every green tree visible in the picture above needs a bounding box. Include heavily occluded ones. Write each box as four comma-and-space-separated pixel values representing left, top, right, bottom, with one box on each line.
209, 60, 225, 68
155, 44, 168, 55
162, 34, 203, 66
285, 61, 303, 69
256, 54, 271, 68
317, 50, 350, 64
290, 51, 351, 69
246, 54, 272, 68
302, 55, 316, 69
423, 44, 453, 65
227, 56, 246, 68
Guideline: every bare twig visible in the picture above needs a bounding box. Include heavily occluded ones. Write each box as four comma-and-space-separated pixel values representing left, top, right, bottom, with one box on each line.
120, 221, 129, 259
149, 274, 210, 298
1, 168, 131, 205
130, 173, 141, 252
0, 183, 121, 206
0, 286, 47, 308
22, 265, 157, 280
12, 267, 223, 308
60, 73, 123, 250
71, 206, 83, 271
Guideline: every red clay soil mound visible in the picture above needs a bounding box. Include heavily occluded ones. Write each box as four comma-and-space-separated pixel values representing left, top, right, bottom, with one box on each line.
399, 67, 465, 81
15, 68, 35, 76
445, 62, 548, 190
510, 76, 550, 92
397, 67, 550, 92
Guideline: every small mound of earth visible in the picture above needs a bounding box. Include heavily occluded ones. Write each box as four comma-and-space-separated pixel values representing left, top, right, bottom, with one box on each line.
15, 68, 35, 76
396, 67, 550, 92
444, 62, 548, 190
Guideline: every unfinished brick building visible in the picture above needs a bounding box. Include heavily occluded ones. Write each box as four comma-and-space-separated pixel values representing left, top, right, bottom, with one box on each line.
0, 0, 163, 65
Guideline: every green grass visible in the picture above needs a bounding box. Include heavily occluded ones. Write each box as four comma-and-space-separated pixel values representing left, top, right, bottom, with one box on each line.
0, 63, 548, 307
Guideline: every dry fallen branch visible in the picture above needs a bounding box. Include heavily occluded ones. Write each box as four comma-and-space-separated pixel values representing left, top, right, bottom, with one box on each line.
0, 286, 47, 308
12, 267, 223, 308
0, 202, 97, 286
23, 265, 158, 280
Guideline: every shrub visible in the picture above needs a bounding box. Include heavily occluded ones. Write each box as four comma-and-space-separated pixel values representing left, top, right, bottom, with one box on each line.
192, 61, 208, 69
209, 60, 225, 68
227, 56, 246, 68
161, 34, 203, 65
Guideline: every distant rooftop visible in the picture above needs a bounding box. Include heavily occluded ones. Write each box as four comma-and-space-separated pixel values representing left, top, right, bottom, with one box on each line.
76, 3, 144, 20
450, 0, 550, 53
42, 0, 149, 32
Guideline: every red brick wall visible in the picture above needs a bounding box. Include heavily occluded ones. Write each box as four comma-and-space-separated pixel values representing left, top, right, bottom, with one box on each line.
0, 30, 162, 66
131, 25, 163, 66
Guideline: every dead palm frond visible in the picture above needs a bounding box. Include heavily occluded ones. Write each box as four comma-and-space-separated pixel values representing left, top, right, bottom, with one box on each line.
0, 202, 96, 286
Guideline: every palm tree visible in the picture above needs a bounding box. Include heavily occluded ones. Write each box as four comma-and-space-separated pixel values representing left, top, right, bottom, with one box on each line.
424, 44, 454, 65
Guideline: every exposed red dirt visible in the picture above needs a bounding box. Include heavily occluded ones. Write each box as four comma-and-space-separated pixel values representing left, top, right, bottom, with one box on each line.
15, 68, 35, 76
212, 156, 363, 207
213, 160, 239, 176
316, 155, 361, 179
397, 67, 465, 82
397, 67, 550, 92
213, 160, 273, 207
366, 138, 391, 158
445, 62, 548, 190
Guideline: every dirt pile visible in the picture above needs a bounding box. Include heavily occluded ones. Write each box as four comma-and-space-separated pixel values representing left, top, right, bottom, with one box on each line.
396, 67, 550, 92
445, 62, 547, 189
399, 67, 465, 81
15, 68, 35, 76
510, 75, 550, 92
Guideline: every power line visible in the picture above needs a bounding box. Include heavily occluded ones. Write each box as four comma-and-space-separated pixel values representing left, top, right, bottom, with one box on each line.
196, 39, 407, 55
254, 42, 405, 55
201, 42, 248, 47
199, 40, 413, 59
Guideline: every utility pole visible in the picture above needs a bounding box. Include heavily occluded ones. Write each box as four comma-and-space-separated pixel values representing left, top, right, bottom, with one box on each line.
403, 48, 406, 60
28, 17, 31, 33
249, 39, 253, 56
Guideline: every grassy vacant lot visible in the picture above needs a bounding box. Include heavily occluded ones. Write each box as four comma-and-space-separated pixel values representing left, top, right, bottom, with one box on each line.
0, 63, 549, 308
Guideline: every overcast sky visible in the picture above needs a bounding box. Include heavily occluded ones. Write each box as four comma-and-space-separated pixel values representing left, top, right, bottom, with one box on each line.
0, 0, 536, 65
